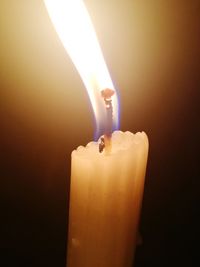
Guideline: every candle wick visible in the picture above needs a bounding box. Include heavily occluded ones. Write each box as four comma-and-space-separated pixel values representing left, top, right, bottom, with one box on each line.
99, 88, 114, 153
99, 137, 105, 153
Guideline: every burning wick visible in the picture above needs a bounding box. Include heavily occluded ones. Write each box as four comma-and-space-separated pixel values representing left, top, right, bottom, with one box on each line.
99, 88, 115, 153
99, 137, 105, 153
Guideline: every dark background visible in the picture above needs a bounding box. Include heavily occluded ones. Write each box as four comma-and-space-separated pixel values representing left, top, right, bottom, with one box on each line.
0, 0, 199, 266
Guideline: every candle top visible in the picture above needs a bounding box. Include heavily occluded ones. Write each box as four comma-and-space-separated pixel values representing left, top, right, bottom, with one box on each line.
73, 131, 148, 159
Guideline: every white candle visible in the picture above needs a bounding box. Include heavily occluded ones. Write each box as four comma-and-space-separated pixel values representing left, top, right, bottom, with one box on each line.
43, 1, 149, 266
68, 131, 148, 267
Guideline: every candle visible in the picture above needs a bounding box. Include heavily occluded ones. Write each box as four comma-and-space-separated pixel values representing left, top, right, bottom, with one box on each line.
68, 131, 148, 267
43, 1, 149, 266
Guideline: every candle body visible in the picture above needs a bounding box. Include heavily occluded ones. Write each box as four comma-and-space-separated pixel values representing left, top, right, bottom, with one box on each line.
67, 131, 148, 267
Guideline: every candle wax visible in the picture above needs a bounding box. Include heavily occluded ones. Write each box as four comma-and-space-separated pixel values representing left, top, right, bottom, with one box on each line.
67, 131, 148, 267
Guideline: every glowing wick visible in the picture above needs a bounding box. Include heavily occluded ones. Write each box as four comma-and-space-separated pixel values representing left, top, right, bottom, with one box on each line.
99, 88, 115, 153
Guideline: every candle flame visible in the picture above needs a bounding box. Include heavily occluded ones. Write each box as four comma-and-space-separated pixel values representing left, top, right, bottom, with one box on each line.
44, 0, 119, 139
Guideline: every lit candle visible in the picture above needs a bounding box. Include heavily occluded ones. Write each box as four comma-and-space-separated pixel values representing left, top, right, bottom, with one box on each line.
44, 1, 149, 267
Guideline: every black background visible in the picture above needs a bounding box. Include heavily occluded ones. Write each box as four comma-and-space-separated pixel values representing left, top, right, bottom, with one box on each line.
0, 1, 199, 266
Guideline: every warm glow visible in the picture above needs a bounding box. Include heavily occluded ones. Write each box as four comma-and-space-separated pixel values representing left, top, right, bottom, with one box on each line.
44, 0, 119, 138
